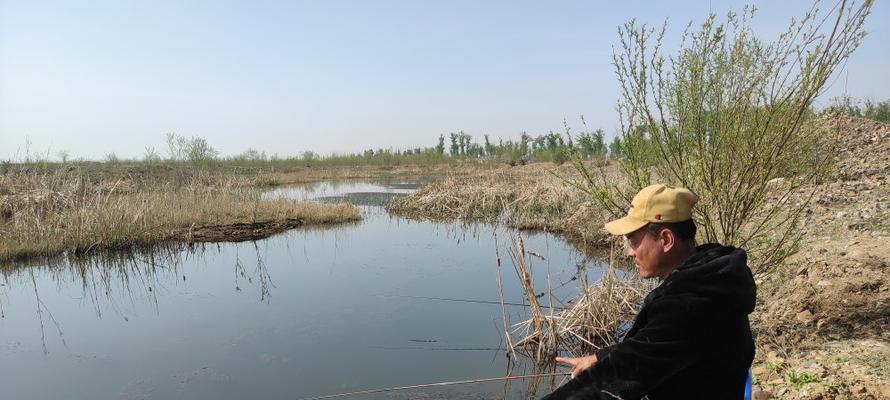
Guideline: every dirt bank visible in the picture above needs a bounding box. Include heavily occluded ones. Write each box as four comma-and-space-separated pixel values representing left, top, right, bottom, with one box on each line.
749, 116, 889, 399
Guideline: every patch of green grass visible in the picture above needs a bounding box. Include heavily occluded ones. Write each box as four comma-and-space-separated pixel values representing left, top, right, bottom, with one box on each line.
763, 361, 782, 372
785, 371, 820, 389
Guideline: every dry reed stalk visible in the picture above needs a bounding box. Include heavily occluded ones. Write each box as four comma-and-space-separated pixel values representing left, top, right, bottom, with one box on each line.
504, 238, 650, 363
0, 167, 361, 265
494, 234, 517, 361
386, 165, 615, 253
387, 165, 587, 221
505, 234, 560, 364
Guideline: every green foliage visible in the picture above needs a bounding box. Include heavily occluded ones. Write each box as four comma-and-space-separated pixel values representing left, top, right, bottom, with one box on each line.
436, 134, 445, 155
183, 136, 218, 164
15, 122, 611, 169
785, 371, 820, 389
826, 96, 890, 122
863, 99, 890, 122
449, 132, 459, 156
763, 361, 782, 372
234, 149, 267, 162
165, 132, 218, 164
301, 151, 318, 163
608, 136, 623, 159
571, 0, 872, 272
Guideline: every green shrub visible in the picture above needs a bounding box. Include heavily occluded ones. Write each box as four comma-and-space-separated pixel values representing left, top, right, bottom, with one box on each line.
571, 1, 872, 272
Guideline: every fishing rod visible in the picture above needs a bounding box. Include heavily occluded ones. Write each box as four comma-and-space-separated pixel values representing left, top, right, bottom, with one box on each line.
297, 371, 571, 400
387, 294, 568, 310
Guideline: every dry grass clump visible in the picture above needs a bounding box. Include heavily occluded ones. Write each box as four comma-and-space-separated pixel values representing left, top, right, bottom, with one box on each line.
0, 167, 360, 265
388, 166, 578, 220
259, 162, 488, 186
500, 236, 650, 364
387, 163, 610, 247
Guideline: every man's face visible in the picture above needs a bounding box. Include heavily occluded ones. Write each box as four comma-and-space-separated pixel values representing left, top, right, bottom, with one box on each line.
625, 227, 667, 279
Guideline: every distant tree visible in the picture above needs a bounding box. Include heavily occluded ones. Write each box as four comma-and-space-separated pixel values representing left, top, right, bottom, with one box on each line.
238, 148, 266, 162
519, 133, 530, 159
863, 99, 890, 122
591, 129, 606, 158
449, 132, 459, 157
56, 150, 70, 163
458, 131, 471, 157
183, 136, 218, 163
166, 132, 185, 161
143, 146, 161, 162
608, 136, 623, 159
436, 134, 445, 155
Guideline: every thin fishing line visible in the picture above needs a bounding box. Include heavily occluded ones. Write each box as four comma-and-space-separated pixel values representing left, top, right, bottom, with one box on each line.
387, 294, 567, 310
297, 372, 571, 400
367, 345, 506, 351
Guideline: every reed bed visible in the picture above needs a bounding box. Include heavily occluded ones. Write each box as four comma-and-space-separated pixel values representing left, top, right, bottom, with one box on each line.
0, 167, 360, 265
501, 236, 650, 364
387, 163, 611, 247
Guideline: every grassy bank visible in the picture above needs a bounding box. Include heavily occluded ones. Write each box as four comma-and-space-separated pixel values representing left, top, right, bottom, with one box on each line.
386, 162, 616, 252
0, 166, 361, 266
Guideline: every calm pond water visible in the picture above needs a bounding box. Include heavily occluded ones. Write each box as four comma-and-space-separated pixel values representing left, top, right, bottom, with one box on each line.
0, 181, 605, 400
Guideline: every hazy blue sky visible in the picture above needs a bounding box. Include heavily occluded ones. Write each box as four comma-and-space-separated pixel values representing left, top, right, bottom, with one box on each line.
2, 0, 888, 160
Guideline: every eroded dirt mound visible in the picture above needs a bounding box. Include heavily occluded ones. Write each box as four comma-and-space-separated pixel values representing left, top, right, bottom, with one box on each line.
829, 115, 890, 181
751, 116, 890, 399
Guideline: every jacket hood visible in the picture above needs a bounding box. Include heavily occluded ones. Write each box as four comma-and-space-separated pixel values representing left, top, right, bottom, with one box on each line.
659, 243, 756, 314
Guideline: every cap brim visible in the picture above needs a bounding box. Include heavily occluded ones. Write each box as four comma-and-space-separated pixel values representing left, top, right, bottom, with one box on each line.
603, 216, 648, 236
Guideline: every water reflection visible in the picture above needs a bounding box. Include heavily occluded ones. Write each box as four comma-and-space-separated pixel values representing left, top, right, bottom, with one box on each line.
0, 181, 603, 399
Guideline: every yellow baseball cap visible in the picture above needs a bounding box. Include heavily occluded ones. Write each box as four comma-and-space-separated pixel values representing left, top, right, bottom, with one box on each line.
604, 184, 699, 236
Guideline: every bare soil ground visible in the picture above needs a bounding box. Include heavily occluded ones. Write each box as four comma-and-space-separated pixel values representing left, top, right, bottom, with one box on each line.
749, 116, 889, 399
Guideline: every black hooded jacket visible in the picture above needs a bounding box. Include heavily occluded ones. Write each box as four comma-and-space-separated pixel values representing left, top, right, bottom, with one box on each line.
543, 244, 756, 400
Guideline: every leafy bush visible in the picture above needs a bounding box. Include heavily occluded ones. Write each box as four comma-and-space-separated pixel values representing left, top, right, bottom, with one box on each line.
166, 133, 218, 164
826, 96, 890, 122
571, 1, 872, 272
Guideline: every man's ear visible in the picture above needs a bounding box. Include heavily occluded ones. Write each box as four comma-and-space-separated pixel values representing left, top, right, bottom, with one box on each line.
659, 228, 675, 253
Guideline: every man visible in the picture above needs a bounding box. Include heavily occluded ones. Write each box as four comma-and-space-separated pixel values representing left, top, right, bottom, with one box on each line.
543, 184, 756, 400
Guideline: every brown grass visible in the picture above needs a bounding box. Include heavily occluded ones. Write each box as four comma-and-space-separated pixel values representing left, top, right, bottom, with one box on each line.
501, 235, 650, 364
387, 163, 613, 250
258, 162, 495, 186
0, 167, 360, 265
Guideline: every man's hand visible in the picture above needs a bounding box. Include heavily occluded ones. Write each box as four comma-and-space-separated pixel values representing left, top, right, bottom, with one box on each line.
556, 354, 598, 379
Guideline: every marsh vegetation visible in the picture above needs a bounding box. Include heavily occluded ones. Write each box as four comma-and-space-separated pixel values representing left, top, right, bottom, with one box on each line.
0, 166, 360, 266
